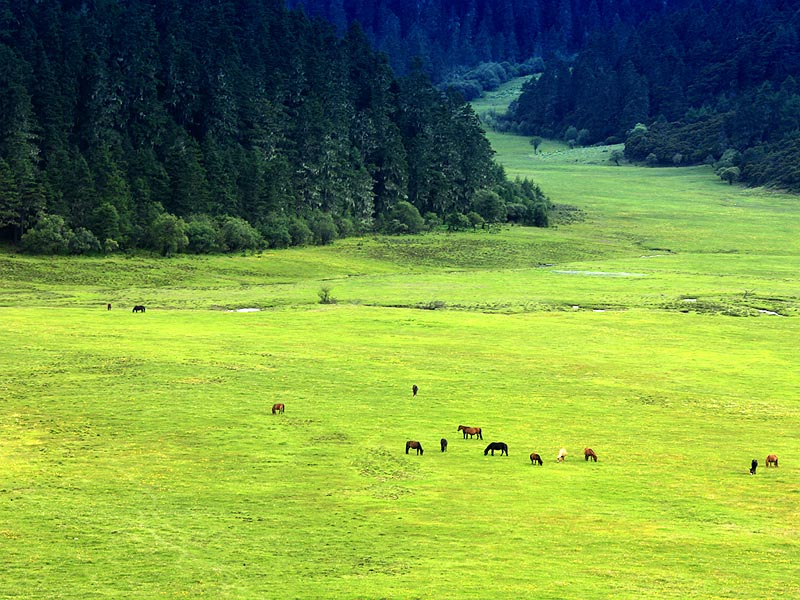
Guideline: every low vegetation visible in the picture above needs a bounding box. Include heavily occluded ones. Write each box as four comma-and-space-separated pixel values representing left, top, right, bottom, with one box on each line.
2, 86, 800, 598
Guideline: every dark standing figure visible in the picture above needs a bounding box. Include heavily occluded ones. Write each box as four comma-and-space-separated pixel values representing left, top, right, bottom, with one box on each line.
750, 459, 758, 475
107, 303, 112, 311
441, 438, 448, 452
412, 384, 418, 397
484, 442, 508, 456
406, 441, 423, 455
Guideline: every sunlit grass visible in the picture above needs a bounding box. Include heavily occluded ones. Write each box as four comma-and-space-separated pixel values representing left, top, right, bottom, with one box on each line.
2, 91, 800, 598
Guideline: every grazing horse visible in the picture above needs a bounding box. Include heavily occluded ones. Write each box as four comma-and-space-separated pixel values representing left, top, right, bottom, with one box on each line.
406, 440, 423, 455
484, 442, 508, 456
107, 303, 112, 311
271, 403, 284, 414
132, 305, 146, 313
412, 384, 418, 397
766, 454, 779, 467
557, 448, 567, 462
530, 452, 543, 466
457, 425, 483, 440
584, 448, 598, 462
750, 459, 758, 475
441, 438, 448, 452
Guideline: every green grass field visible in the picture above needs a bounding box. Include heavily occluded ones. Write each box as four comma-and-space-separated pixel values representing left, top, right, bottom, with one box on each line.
2, 86, 800, 598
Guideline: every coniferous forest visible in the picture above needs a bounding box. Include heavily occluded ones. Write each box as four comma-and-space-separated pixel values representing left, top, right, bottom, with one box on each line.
0, 0, 548, 254
504, 0, 800, 191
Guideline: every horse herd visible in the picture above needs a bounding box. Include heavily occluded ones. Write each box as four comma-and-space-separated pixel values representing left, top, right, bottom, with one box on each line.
406, 425, 598, 465
270, 385, 778, 475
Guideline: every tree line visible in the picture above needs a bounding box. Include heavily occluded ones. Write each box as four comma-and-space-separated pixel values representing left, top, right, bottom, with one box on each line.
503, 0, 800, 190
0, 0, 549, 255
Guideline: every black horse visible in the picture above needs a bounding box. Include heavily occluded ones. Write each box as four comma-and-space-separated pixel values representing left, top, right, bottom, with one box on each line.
750, 459, 758, 475
440, 438, 448, 452
406, 440, 423, 455
132, 305, 146, 313
412, 384, 418, 396
484, 442, 508, 456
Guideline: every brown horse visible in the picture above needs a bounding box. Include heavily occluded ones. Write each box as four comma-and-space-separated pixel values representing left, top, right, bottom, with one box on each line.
530, 452, 543, 466
406, 440, 423, 455
457, 425, 483, 440
766, 454, 779, 467
584, 448, 598, 462
271, 403, 284, 414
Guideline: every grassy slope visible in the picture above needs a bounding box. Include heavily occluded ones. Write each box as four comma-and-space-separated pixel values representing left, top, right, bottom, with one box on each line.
2, 83, 800, 599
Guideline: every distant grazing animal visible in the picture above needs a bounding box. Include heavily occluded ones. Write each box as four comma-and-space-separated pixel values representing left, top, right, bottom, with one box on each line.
406, 440, 423, 455
271, 403, 284, 414
766, 454, 779, 467
457, 425, 483, 440
584, 448, 598, 462
750, 459, 758, 475
484, 442, 508, 456
132, 305, 146, 313
441, 438, 448, 452
530, 452, 543, 466
412, 384, 418, 396
557, 448, 567, 462
107, 303, 112, 311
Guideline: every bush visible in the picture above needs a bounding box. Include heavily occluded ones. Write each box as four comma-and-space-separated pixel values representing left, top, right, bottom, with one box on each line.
288, 217, 313, 246
308, 212, 338, 245
20, 213, 73, 254
423, 212, 442, 229
186, 214, 220, 253
218, 215, 261, 252
70, 227, 102, 254
472, 189, 507, 224
149, 213, 189, 256
387, 201, 425, 234
445, 212, 471, 231
259, 214, 292, 249
318, 285, 336, 304
467, 211, 485, 229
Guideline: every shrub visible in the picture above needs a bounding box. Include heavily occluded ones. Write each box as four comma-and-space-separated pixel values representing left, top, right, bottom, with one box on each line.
445, 212, 471, 231
149, 213, 188, 256
288, 217, 313, 246
186, 214, 220, 253
318, 285, 336, 304
20, 213, 73, 254
259, 215, 291, 249
70, 227, 102, 254
387, 201, 425, 234
308, 212, 338, 245
218, 215, 261, 252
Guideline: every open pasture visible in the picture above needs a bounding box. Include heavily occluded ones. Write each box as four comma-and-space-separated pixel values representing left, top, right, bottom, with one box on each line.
3, 125, 800, 597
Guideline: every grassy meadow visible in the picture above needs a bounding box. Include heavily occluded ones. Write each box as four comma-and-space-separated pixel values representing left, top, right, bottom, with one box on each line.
2, 85, 800, 599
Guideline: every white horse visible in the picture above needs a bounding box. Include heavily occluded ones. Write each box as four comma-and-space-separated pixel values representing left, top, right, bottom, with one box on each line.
557, 448, 567, 462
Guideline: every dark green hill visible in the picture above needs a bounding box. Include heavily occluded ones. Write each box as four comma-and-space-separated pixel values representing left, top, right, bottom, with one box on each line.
0, 0, 548, 254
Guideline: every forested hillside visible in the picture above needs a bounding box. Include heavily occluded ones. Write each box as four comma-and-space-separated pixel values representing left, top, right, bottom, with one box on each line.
505, 0, 800, 190
0, 0, 548, 254
286, 0, 690, 81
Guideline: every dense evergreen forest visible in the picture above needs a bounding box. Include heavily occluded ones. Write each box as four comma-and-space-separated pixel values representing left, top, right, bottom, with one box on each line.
505, 0, 800, 191
0, 0, 549, 255
286, 0, 696, 81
